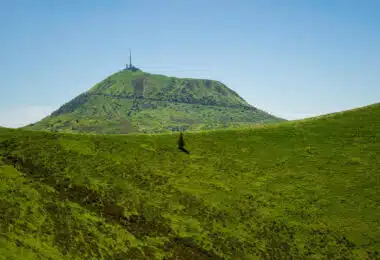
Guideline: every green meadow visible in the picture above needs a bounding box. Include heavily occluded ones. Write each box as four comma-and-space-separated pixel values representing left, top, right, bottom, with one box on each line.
0, 103, 379, 259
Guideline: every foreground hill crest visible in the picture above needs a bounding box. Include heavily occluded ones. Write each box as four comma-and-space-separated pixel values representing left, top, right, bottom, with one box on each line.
1, 103, 379, 258
25, 70, 283, 134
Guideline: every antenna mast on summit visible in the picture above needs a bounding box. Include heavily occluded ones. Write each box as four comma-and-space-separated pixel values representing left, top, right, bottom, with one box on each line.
124, 48, 140, 71
129, 48, 132, 68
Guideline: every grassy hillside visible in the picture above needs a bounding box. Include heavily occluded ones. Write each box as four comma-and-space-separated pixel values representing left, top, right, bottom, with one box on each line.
1, 103, 379, 259
23, 70, 283, 134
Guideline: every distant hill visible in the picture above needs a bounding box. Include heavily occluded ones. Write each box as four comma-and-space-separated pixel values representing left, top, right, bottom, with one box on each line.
23, 70, 284, 134
0, 103, 379, 259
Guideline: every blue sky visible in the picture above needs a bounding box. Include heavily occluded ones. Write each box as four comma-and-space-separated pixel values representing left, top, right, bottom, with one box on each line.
1, 0, 379, 127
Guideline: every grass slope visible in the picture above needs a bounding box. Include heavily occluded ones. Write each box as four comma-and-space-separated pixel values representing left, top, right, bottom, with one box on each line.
24, 70, 283, 134
1, 103, 379, 259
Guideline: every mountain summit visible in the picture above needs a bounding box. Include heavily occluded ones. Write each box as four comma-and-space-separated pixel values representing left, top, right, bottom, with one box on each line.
24, 70, 284, 134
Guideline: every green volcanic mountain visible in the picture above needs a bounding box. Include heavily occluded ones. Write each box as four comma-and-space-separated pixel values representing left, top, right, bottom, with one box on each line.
24, 70, 284, 134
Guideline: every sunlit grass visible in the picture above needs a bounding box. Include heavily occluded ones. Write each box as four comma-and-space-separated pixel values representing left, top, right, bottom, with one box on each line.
0, 103, 379, 259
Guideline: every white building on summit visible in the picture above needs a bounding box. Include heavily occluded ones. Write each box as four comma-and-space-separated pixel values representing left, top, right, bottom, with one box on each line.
125, 49, 141, 72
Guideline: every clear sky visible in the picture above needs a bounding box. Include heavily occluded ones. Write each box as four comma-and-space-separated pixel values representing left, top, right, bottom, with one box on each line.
1, 0, 379, 127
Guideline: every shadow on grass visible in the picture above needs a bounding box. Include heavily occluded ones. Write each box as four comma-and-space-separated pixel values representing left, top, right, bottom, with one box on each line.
3, 154, 220, 259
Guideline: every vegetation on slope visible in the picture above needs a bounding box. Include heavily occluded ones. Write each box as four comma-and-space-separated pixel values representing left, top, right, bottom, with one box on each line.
24, 70, 283, 134
1, 103, 379, 259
